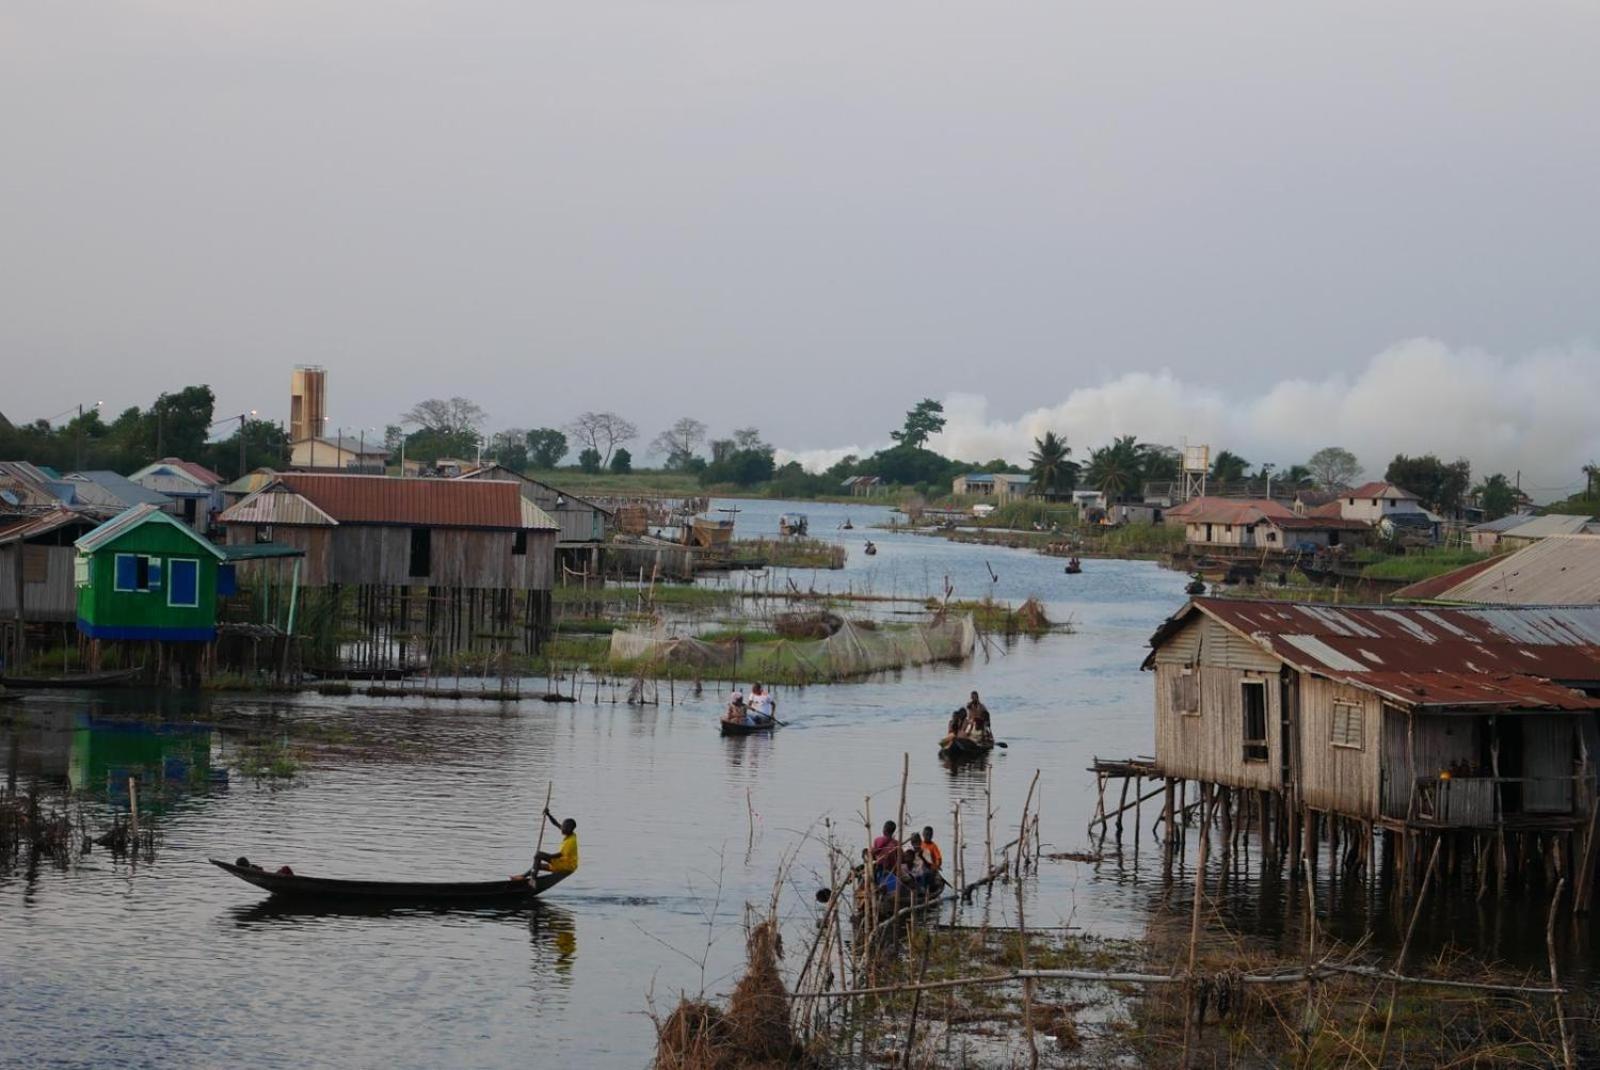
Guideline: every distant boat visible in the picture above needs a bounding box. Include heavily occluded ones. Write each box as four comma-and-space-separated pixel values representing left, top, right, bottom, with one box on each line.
1064, 557, 1082, 574
841, 518, 854, 530
864, 541, 878, 556
779, 512, 809, 537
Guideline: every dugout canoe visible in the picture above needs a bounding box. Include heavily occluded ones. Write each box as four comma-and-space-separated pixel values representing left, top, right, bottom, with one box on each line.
210, 858, 570, 903
0, 668, 142, 689
719, 718, 779, 736
937, 736, 993, 762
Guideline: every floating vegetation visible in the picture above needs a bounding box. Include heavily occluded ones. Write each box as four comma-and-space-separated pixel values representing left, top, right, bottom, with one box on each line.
940, 596, 1057, 637
236, 740, 302, 781
730, 537, 847, 570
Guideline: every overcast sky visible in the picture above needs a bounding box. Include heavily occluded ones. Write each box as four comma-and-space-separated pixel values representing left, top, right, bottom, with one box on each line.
4, 3, 1598, 493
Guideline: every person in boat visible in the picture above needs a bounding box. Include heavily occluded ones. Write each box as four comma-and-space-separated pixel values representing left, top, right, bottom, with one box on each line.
534, 809, 580, 875
962, 691, 992, 743
940, 706, 968, 749
920, 826, 942, 876
722, 688, 747, 724
906, 834, 933, 891
871, 820, 900, 874
745, 683, 776, 726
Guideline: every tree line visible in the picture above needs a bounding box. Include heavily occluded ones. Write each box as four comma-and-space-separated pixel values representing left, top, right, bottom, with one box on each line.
0, 385, 285, 481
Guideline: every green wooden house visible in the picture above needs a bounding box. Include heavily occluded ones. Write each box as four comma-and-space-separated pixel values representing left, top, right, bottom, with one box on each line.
75, 504, 226, 642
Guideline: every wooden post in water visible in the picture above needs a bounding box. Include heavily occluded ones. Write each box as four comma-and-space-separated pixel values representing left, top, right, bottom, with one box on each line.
128, 776, 139, 845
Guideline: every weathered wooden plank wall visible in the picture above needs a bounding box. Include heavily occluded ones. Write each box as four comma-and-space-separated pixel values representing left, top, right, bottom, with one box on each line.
0, 545, 78, 621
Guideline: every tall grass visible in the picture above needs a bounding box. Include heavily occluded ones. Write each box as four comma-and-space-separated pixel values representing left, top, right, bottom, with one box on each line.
1360, 548, 1490, 582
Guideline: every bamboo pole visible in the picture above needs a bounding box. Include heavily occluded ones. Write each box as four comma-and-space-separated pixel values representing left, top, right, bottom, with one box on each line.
529, 782, 554, 874
1548, 878, 1575, 1070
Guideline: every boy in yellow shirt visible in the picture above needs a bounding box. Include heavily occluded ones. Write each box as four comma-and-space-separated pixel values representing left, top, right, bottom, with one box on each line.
534, 809, 579, 875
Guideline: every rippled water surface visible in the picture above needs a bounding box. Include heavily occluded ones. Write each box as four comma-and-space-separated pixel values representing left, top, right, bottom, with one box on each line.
3, 499, 1592, 1068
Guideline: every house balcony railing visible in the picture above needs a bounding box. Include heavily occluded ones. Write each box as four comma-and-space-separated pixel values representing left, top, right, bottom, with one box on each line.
1406, 775, 1592, 828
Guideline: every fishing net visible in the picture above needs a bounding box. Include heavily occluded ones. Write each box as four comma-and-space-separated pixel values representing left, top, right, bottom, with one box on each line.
610, 616, 976, 683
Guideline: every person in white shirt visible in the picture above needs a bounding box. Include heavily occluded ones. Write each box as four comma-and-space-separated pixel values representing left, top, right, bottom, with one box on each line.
746, 684, 776, 725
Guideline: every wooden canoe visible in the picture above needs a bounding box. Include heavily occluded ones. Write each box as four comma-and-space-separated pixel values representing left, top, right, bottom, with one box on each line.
720, 718, 779, 737
938, 736, 994, 762
0, 668, 142, 689
210, 858, 570, 903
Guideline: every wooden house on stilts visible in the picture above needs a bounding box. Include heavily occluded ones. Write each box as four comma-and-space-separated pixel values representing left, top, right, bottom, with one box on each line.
217, 474, 558, 669
1143, 598, 1600, 909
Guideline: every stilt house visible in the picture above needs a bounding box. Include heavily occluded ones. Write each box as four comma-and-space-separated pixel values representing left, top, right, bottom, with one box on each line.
217, 474, 559, 653
455, 465, 613, 580
1145, 599, 1600, 879
74, 504, 227, 641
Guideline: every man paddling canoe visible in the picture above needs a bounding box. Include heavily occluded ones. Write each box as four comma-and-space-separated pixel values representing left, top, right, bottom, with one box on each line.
533, 809, 579, 876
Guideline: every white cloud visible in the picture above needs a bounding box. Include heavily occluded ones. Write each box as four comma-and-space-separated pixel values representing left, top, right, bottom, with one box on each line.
780, 339, 1600, 501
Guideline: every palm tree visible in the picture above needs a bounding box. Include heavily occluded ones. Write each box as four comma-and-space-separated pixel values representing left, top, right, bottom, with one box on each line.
1281, 464, 1313, 488
1136, 443, 1180, 482
1584, 461, 1600, 499
1210, 450, 1250, 484
1086, 436, 1142, 501
1028, 432, 1076, 500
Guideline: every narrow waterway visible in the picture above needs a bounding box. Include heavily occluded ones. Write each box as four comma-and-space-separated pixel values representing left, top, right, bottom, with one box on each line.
1, 500, 1592, 1068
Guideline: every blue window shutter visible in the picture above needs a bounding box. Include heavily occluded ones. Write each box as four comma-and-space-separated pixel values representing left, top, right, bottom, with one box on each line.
217, 564, 237, 597
115, 554, 137, 591
146, 557, 162, 589
168, 559, 198, 608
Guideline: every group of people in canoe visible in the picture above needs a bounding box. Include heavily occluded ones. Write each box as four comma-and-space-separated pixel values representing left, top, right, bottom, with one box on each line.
858, 819, 946, 912
940, 691, 994, 750
721, 683, 778, 727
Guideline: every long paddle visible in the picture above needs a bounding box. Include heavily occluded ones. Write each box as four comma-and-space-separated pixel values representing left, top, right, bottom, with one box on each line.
527, 781, 553, 877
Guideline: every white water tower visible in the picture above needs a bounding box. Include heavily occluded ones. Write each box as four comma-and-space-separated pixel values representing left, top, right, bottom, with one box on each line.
1181, 444, 1209, 501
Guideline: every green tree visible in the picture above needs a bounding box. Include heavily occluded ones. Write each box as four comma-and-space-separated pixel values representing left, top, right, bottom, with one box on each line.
1306, 446, 1362, 492
577, 447, 602, 473
699, 432, 776, 486
1137, 444, 1181, 482
1209, 450, 1250, 484
1474, 473, 1516, 521
609, 447, 633, 474
1280, 464, 1313, 487
151, 385, 216, 458
488, 428, 528, 472
889, 399, 946, 449
1084, 435, 1143, 501
526, 428, 568, 469
206, 418, 288, 479
1385, 454, 1472, 514
1028, 431, 1077, 500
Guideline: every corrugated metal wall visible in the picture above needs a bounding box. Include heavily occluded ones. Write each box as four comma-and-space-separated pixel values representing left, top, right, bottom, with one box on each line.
0, 545, 78, 621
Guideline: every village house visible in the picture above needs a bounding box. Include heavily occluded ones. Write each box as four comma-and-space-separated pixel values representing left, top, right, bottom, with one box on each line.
951, 472, 1032, 504
1165, 497, 1366, 551
60, 471, 172, 516
1146, 597, 1600, 905
455, 465, 613, 580
0, 508, 104, 630
287, 436, 390, 473
74, 504, 227, 642
841, 475, 885, 497
126, 458, 226, 532
1394, 534, 1600, 605
0, 461, 68, 515
217, 473, 559, 654
1485, 513, 1598, 551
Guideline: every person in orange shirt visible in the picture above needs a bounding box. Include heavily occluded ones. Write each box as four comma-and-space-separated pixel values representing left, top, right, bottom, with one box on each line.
920, 825, 943, 874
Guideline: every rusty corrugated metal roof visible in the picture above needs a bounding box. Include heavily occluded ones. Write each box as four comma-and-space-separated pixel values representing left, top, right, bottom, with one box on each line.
1164, 497, 1295, 525
0, 507, 101, 545
261, 474, 552, 530
1148, 597, 1600, 711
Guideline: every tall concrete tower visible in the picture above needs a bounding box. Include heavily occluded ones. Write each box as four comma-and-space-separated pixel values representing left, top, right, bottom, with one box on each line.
289, 365, 327, 443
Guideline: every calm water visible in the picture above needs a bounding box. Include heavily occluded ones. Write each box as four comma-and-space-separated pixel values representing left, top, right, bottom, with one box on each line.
2, 501, 1591, 1068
